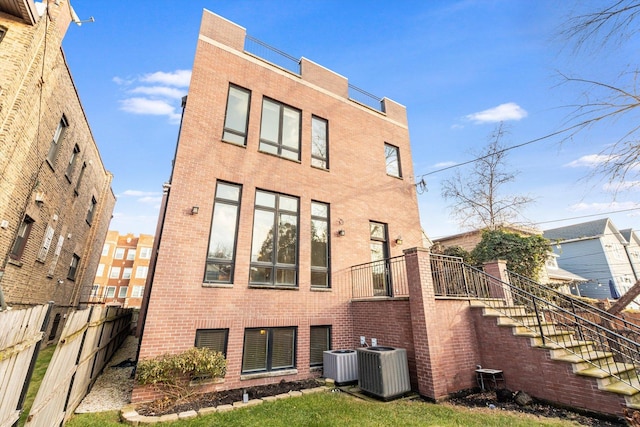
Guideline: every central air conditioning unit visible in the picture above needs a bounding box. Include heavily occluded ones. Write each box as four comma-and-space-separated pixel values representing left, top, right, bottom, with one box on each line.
357, 346, 410, 400
323, 349, 358, 385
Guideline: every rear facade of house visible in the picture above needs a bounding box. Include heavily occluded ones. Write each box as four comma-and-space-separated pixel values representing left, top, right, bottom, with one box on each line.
134, 10, 423, 401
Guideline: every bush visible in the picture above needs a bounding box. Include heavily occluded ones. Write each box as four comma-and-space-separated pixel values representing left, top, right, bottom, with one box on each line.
137, 347, 226, 400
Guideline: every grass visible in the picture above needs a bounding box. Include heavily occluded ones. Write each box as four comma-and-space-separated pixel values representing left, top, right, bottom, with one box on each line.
18, 344, 56, 426
66, 392, 581, 427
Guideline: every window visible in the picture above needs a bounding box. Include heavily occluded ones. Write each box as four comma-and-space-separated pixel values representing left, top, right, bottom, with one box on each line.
139, 247, 152, 259
310, 326, 331, 367
195, 329, 229, 356
90, 285, 100, 297
86, 196, 97, 225
131, 286, 144, 298
46, 116, 68, 166
205, 182, 241, 283
0, 26, 6, 43
114, 247, 125, 259
96, 264, 105, 277
311, 116, 328, 169
122, 267, 132, 280
311, 202, 330, 288
118, 286, 128, 298
67, 254, 80, 280
105, 286, 116, 298
65, 144, 80, 181
250, 190, 299, 286
242, 327, 296, 373
126, 249, 136, 260
259, 98, 301, 161
384, 143, 402, 178
109, 266, 121, 279
135, 266, 148, 279
74, 162, 86, 194
102, 244, 110, 256
47, 235, 64, 276
37, 225, 55, 262
222, 85, 251, 145
10, 216, 34, 260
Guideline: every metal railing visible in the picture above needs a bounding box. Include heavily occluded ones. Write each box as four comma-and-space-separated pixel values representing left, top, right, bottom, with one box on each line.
244, 35, 384, 113
351, 255, 408, 299
430, 254, 492, 298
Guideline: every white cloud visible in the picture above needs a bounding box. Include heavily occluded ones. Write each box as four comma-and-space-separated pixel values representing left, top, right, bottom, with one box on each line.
603, 181, 640, 192
130, 86, 186, 99
569, 201, 640, 212
140, 70, 192, 87
564, 154, 614, 168
119, 98, 181, 123
433, 161, 458, 168
466, 102, 528, 124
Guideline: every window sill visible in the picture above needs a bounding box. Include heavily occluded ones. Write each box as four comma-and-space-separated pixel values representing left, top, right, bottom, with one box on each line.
311, 287, 332, 292
202, 283, 233, 289
311, 165, 330, 172
310, 366, 323, 372
221, 138, 247, 148
258, 149, 301, 164
241, 368, 297, 381
248, 285, 299, 290
7, 258, 22, 267
386, 173, 403, 180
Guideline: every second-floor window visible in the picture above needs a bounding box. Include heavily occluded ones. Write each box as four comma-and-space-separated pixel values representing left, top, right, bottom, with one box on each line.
384, 143, 402, 178
86, 196, 97, 225
311, 201, 330, 288
259, 98, 301, 161
222, 84, 251, 146
47, 116, 68, 167
65, 144, 80, 181
205, 182, 241, 284
311, 116, 328, 169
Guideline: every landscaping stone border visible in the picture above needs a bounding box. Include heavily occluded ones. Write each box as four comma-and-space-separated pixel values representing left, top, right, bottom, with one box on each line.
120, 386, 329, 425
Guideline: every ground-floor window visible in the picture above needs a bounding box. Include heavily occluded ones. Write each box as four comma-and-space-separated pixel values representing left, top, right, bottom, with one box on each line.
195, 328, 229, 357
242, 327, 296, 373
310, 325, 331, 367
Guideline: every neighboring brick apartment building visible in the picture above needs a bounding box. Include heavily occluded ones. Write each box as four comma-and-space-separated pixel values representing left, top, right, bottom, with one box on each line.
0, 0, 115, 343
135, 10, 423, 400
87, 230, 153, 309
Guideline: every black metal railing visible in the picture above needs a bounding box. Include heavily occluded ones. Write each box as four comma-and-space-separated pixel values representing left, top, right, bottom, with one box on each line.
244, 35, 384, 113
351, 255, 408, 299
430, 254, 492, 298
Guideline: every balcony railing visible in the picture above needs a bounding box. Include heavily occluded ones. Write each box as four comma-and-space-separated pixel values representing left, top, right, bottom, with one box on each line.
430, 254, 492, 298
351, 255, 408, 299
244, 35, 384, 112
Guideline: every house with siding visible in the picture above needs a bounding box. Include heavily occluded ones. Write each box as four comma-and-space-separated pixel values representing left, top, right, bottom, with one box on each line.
544, 218, 637, 301
620, 228, 640, 283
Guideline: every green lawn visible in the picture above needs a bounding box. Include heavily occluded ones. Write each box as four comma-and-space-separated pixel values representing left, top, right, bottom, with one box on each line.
18, 344, 56, 426
66, 392, 581, 427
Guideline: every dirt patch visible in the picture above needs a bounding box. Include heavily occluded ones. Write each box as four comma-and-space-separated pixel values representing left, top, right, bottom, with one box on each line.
136, 378, 322, 416
447, 390, 626, 426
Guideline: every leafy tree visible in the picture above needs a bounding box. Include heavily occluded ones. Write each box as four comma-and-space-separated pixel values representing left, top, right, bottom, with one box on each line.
441, 124, 534, 230
471, 229, 550, 280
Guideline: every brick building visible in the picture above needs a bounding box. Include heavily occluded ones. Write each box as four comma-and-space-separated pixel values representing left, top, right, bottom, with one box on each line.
86, 230, 153, 309
0, 0, 115, 343
135, 10, 423, 400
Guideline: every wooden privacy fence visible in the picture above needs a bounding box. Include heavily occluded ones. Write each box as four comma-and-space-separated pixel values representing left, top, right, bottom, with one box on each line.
25, 305, 131, 427
0, 304, 52, 427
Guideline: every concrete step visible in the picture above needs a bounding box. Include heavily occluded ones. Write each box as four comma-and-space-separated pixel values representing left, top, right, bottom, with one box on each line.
482, 306, 528, 317
576, 361, 637, 381
551, 349, 612, 366
529, 331, 576, 347
546, 341, 595, 358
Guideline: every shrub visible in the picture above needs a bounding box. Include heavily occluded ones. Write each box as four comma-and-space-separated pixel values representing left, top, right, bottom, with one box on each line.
136, 347, 226, 400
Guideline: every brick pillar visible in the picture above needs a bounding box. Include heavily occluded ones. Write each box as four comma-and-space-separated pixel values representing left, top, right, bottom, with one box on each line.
483, 260, 513, 305
404, 247, 448, 400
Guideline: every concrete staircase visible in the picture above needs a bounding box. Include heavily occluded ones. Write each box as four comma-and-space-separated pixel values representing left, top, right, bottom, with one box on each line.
471, 299, 640, 413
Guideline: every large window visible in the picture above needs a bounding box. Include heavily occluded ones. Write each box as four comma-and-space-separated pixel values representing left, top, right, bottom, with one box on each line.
222, 85, 251, 146
384, 143, 402, 178
250, 190, 299, 286
310, 326, 331, 367
67, 254, 80, 280
311, 116, 328, 169
259, 98, 301, 161
195, 329, 229, 357
126, 249, 136, 260
118, 286, 128, 298
46, 116, 68, 166
242, 327, 296, 374
311, 202, 330, 288
205, 182, 242, 283
10, 216, 34, 260
96, 263, 105, 277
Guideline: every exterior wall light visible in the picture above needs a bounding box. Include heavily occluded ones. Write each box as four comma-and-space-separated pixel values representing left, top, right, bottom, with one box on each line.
191, 206, 199, 215
337, 229, 345, 236
395, 236, 403, 245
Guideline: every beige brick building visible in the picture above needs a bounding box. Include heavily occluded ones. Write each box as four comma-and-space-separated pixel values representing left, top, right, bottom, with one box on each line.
87, 230, 153, 309
135, 10, 423, 401
0, 0, 115, 343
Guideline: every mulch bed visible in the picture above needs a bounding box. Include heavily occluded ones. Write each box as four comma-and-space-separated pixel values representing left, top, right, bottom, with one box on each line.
136, 379, 322, 416
447, 389, 627, 426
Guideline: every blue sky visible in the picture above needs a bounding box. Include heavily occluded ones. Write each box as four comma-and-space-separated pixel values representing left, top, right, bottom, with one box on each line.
62, 1, 640, 239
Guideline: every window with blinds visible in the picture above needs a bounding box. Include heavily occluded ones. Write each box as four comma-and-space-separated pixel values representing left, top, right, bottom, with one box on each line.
242, 327, 296, 373
310, 326, 331, 367
195, 329, 229, 356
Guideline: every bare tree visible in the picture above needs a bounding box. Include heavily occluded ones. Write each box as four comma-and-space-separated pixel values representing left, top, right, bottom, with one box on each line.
560, 1, 640, 190
441, 124, 533, 230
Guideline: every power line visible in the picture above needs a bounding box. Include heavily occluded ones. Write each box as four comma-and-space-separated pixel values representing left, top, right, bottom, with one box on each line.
535, 207, 640, 226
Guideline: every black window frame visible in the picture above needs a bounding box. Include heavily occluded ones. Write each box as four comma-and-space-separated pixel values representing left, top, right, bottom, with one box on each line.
310, 201, 330, 289
384, 142, 402, 178
249, 190, 299, 287
86, 196, 97, 225
0, 26, 7, 44
311, 115, 329, 169
204, 181, 242, 284
10, 216, 34, 261
310, 325, 331, 367
241, 327, 297, 374
46, 116, 68, 167
74, 162, 86, 195
67, 253, 80, 280
259, 97, 302, 161
195, 328, 229, 357
65, 144, 80, 182
222, 84, 251, 146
